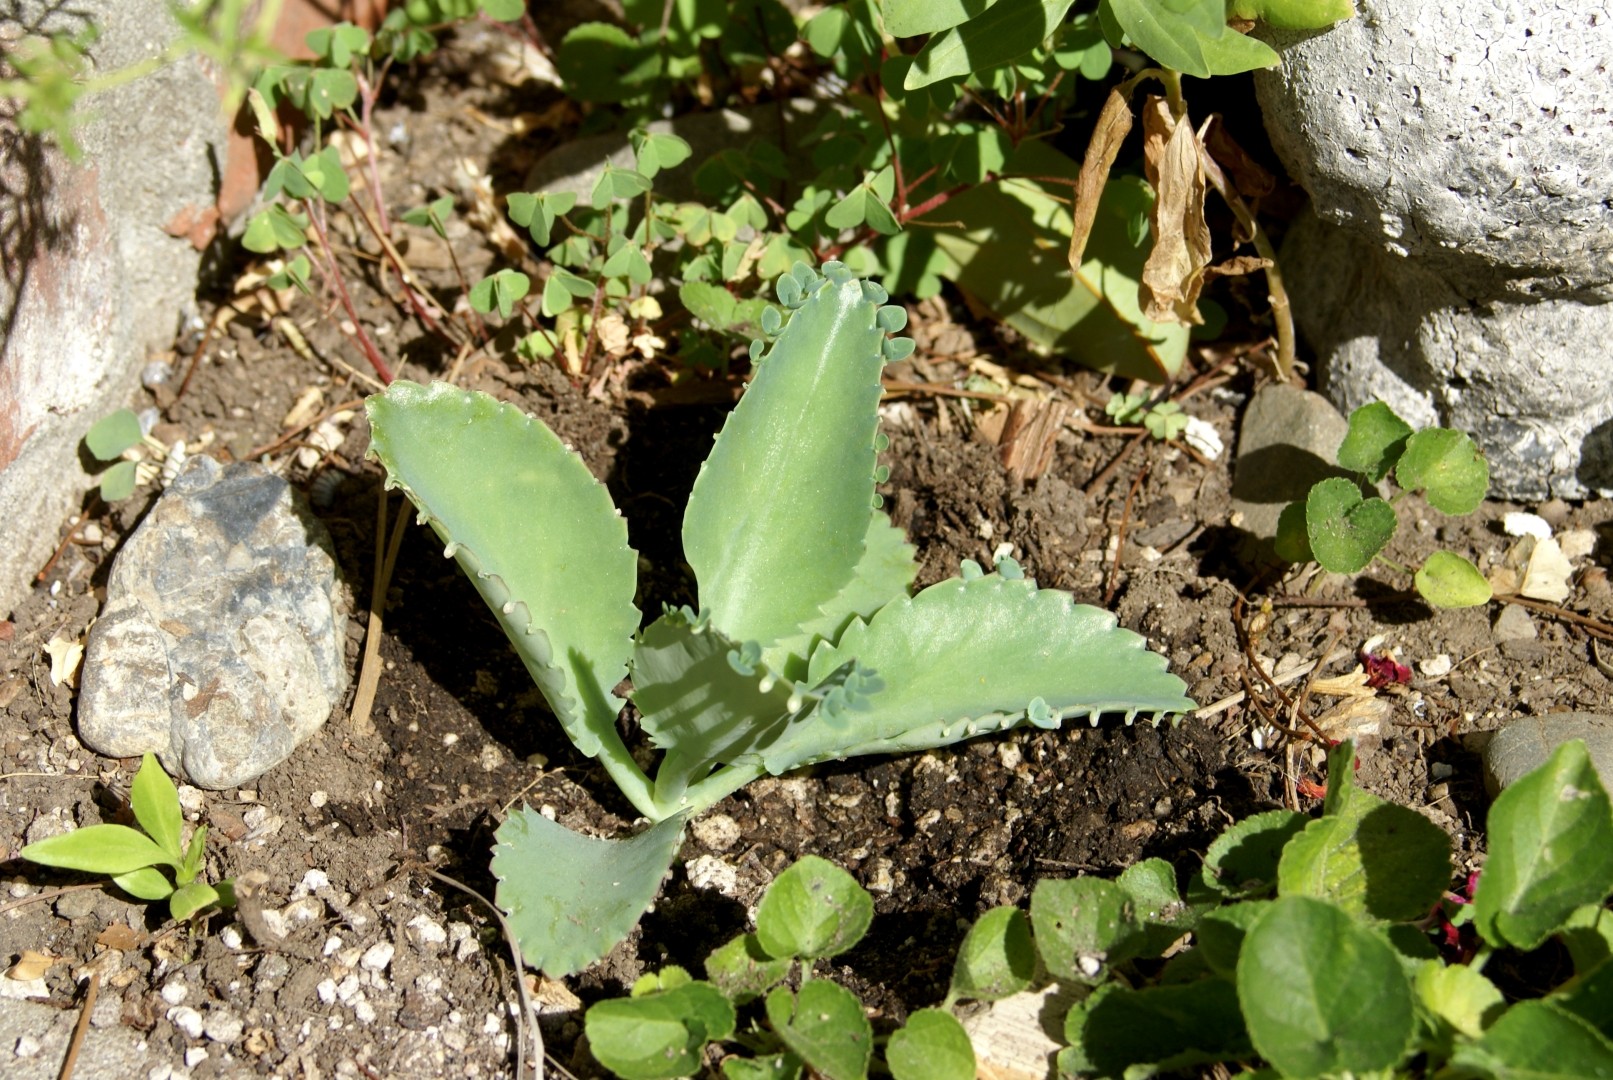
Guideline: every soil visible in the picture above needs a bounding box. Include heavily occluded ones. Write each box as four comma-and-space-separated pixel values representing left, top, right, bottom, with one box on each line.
5, 20, 1613, 1080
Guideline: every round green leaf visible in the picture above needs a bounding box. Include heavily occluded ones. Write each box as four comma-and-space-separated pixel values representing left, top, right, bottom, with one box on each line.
949, 906, 1034, 1002
556, 23, 661, 103
1305, 477, 1395, 574
1276, 802, 1453, 922
99, 460, 139, 502
1395, 428, 1489, 515
85, 409, 142, 460
1273, 500, 1314, 563
1337, 401, 1413, 482
1473, 739, 1613, 951
1030, 877, 1141, 983
704, 932, 791, 1002
766, 980, 871, 1080
1449, 1000, 1613, 1078
1202, 808, 1306, 898
1415, 550, 1492, 608
1237, 896, 1414, 1077
587, 981, 736, 1080
887, 1008, 974, 1080
755, 855, 873, 960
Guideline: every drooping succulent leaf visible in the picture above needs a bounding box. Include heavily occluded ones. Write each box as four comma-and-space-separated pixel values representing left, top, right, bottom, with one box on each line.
493, 808, 687, 977
683, 263, 903, 647
767, 560, 1193, 770
366, 383, 640, 766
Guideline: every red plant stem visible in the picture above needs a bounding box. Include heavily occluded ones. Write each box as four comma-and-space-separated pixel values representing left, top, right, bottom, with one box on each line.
351, 68, 393, 237
307, 202, 394, 384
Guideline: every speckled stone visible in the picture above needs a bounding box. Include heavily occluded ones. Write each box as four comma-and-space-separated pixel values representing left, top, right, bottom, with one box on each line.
77, 456, 348, 788
1483, 713, 1613, 799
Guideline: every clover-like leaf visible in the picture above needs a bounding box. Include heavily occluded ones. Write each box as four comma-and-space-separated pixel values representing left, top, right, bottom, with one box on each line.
85, 410, 142, 462
468, 268, 531, 319
1337, 401, 1413, 482
1395, 428, 1489, 515
1305, 477, 1395, 574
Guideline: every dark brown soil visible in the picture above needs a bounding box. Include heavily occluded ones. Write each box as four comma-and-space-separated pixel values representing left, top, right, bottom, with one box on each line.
4, 21, 1612, 1080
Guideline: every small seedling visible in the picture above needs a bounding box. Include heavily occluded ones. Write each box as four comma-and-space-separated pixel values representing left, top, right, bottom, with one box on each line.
367, 263, 1192, 977
1106, 391, 1189, 441
585, 856, 975, 1080
83, 408, 144, 501
21, 753, 233, 920
1275, 401, 1492, 608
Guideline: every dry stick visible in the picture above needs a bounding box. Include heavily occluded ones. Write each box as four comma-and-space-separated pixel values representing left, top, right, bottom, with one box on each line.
880, 378, 1018, 405
1104, 465, 1147, 608
35, 493, 101, 583
58, 971, 99, 1080
351, 489, 412, 739
345, 184, 461, 346
306, 202, 395, 384
1493, 593, 1613, 642
1198, 135, 1296, 382
416, 866, 543, 1080
1085, 430, 1149, 497
0, 883, 104, 918
243, 398, 366, 461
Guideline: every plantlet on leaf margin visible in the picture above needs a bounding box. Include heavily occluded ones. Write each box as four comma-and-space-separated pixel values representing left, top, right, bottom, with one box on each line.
21, 753, 234, 921
365, 262, 1193, 977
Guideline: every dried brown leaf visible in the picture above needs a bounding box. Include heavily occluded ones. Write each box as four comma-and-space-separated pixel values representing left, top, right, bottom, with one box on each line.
1139, 98, 1211, 326
1066, 86, 1135, 274
7, 949, 61, 981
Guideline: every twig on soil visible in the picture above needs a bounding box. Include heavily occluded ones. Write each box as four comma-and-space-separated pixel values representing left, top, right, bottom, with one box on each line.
272, 316, 386, 393
1492, 593, 1613, 642
0, 883, 104, 917
1085, 431, 1149, 497
34, 497, 101, 584
59, 970, 99, 1080
414, 865, 543, 1080
1103, 466, 1147, 607
879, 378, 1018, 404
350, 488, 412, 739
243, 398, 366, 462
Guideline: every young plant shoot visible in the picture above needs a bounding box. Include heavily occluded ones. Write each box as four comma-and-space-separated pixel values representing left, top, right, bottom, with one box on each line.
366, 263, 1193, 975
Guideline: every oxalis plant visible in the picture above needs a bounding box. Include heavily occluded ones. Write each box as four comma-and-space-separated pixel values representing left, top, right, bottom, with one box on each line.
366, 262, 1192, 976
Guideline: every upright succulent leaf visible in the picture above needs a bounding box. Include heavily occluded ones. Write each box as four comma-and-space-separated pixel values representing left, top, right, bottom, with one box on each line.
493, 809, 687, 977
366, 382, 640, 761
684, 263, 900, 646
774, 562, 1193, 770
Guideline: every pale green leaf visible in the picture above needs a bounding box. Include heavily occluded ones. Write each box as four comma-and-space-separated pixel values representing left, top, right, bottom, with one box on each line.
882, 0, 997, 37
129, 753, 184, 864
366, 383, 640, 763
905, 0, 1078, 89
493, 809, 686, 977
85, 409, 142, 460
22, 824, 173, 875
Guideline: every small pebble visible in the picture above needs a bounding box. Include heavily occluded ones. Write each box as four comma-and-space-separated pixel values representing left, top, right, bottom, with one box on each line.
185, 1047, 209, 1068
316, 979, 338, 1005
161, 982, 188, 1006
204, 1010, 244, 1043
1419, 654, 1454, 678
296, 869, 330, 897
360, 941, 395, 973
219, 926, 243, 951
55, 889, 99, 920
1492, 604, 1538, 644
15, 1034, 41, 1058
406, 914, 447, 947
171, 1005, 205, 1040
309, 790, 328, 808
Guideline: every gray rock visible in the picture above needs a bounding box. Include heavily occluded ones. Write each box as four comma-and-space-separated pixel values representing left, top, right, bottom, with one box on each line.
0, 0, 231, 614
1483, 713, 1613, 798
0, 998, 157, 1080
1255, 0, 1613, 499
1491, 603, 1538, 645
78, 457, 348, 789
1229, 382, 1352, 558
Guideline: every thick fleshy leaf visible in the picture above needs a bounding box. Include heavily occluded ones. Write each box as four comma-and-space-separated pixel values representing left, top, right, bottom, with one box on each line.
631, 610, 796, 805
366, 382, 640, 763
779, 564, 1193, 770
683, 264, 893, 646
493, 809, 686, 977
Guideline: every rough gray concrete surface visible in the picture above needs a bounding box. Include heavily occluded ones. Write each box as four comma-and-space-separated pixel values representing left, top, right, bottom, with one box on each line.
77, 457, 349, 789
0, 0, 225, 614
1255, 0, 1613, 500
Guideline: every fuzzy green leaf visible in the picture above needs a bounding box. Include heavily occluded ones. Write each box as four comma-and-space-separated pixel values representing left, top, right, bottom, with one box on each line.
888, 1009, 974, 1080
22, 824, 173, 875
129, 753, 184, 864
366, 383, 640, 764
1448, 1000, 1613, 1079
1337, 401, 1413, 482
783, 567, 1193, 771
1416, 550, 1492, 608
882, 0, 997, 37
1396, 428, 1490, 515
1237, 896, 1415, 1076
755, 854, 873, 960
683, 265, 890, 646
1202, 808, 1307, 897
1473, 739, 1613, 951
1032, 877, 1143, 983
99, 460, 138, 502
767, 980, 872, 1080
705, 933, 792, 1002
1073, 979, 1252, 1075
493, 809, 686, 977
85, 409, 142, 461
1305, 477, 1395, 574
586, 978, 735, 1079
950, 906, 1035, 1002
